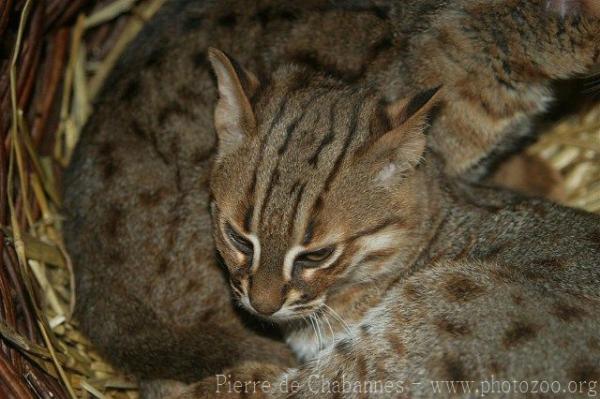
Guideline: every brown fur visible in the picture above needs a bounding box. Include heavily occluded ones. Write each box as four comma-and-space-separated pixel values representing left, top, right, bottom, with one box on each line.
488, 153, 566, 201
63, 0, 600, 395
177, 69, 600, 398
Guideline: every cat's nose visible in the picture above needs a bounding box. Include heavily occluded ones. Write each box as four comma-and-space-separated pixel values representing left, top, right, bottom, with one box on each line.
248, 273, 286, 315
249, 296, 282, 315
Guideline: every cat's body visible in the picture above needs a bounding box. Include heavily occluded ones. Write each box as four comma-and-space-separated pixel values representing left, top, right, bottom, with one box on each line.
284, 181, 600, 388
176, 57, 600, 398
188, 181, 600, 398
63, 0, 600, 392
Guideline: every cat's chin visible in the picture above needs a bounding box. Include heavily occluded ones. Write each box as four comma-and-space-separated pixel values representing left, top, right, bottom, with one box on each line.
250, 307, 321, 323
267, 312, 307, 323
237, 297, 322, 323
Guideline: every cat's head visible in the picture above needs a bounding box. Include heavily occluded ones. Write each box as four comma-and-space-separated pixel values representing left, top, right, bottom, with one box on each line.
207, 48, 441, 321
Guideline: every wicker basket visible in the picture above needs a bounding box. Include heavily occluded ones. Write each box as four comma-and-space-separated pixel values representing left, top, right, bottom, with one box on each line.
0, 1, 598, 398
1, 1, 164, 397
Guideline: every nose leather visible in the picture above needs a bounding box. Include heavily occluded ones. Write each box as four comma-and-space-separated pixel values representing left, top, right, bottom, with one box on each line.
248, 271, 285, 315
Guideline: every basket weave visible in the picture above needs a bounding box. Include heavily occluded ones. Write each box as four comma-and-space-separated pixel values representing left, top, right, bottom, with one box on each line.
0, 1, 598, 398
1, 1, 164, 397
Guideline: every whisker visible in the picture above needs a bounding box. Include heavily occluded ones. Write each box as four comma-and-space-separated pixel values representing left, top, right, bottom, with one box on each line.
311, 314, 323, 350
288, 299, 323, 311
310, 314, 324, 370
299, 315, 311, 335
300, 314, 317, 353
299, 315, 308, 327
323, 304, 352, 335
322, 312, 336, 344
308, 315, 319, 347
316, 314, 326, 350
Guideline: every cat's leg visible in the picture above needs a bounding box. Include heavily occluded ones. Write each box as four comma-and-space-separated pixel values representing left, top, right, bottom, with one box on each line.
172, 362, 285, 399
486, 152, 566, 201
169, 257, 600, 399
410, 0, 600, 178
171, 338, 403, 399
139, 380, 190, 399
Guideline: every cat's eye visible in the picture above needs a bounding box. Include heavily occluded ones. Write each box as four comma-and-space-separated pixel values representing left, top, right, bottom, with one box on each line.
225, 223, 253, 255
294, 246, 335, 268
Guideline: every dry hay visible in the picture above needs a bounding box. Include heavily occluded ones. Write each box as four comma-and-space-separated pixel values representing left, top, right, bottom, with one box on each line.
5, 1, 165, 397
530, 101, 600, 212
1, 1, 599, 398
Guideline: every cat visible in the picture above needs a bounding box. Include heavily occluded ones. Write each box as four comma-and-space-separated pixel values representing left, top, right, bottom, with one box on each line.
62, 0, 600, 393
172, 47, 600, 399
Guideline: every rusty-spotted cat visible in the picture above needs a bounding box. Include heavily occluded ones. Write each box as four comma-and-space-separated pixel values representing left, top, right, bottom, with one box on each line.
175, 45, 600, 399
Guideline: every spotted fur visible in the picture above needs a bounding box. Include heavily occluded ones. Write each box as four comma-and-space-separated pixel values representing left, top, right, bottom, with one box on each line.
63, 0, 600, 395
179, 61, 600, 399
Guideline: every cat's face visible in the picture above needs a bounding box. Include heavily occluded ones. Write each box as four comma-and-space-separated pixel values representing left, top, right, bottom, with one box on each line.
208, 49, 439, 321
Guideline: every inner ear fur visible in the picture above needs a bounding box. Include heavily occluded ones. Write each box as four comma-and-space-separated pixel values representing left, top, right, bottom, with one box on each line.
361, 86, 443, 169
207, 47, 260, 156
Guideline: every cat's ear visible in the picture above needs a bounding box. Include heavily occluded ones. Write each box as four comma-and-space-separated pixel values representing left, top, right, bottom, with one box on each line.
208, 47, 260, 156
360, 87, 442, 183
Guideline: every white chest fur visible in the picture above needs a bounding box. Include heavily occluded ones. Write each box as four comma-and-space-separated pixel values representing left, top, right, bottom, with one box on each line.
286, 330, 321, 362
285, 324, 352, 362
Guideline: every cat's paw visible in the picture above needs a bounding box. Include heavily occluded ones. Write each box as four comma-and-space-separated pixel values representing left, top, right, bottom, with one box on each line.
173, 363, 285, 398
546, 0, 600, 17
139, 379, 191, 399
